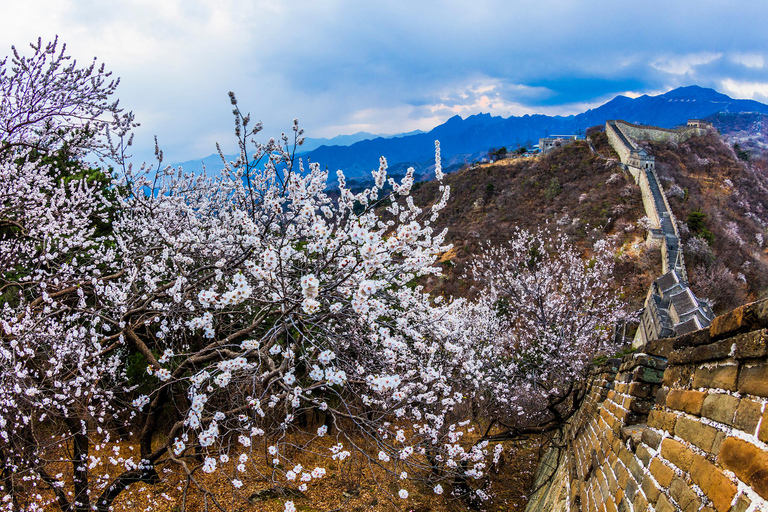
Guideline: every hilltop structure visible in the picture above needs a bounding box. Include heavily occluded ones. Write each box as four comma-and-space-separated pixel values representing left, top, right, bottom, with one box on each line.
539, 135, 581, 154
605, 120, 714, 343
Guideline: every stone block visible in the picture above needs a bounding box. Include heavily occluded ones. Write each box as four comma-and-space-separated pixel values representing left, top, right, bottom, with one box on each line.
669, 339, 733, 364
732, 494, 751, 512
655, 493, 675, 512
669, 477, 701, 512
628, 456, 645, 484
674, 327, 712, 348
690, 454, 738, 512
632, 492, 648, 512
693, 364, 738, 391
642, 427, 662, 450
636, 354, 668, 370
663, 364, 694, 388
733, 329, 768, 360
759, 410, 768, 443
709, 301, 766, 340
629, 382, 653, 398
634, 366, 664, 384
712, 431, 726, 455
649, 457, 675, 487
738, 364, 768, 397
636, 444, 652, 467
733, 399, 762, 434
717, 437, 768, 500
666, 389, 707, 415
675, 416, 719, 453
641, 476, 661, 504
661, 438, 695, 471
701, 393, 739, 425
645, 337, 674, 358
647, 410, 677, 433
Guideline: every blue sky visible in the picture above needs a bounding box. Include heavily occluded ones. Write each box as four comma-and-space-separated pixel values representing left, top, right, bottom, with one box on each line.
2, 0, 768, 164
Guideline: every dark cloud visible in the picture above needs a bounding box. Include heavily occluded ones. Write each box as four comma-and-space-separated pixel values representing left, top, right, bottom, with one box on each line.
2, 0, 768, 163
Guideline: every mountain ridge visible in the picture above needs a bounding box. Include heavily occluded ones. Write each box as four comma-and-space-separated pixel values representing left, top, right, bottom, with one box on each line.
174, 86, 768, 178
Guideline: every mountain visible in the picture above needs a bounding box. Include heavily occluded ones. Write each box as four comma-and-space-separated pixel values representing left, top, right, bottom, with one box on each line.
301, 86, 768, 180
172, 130, 425, 174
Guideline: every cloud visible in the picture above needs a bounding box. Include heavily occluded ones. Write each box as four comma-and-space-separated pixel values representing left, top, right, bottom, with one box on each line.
730, 53, 765, 69
2, 1, 768, 164
651, 53, 723, 76
720, 79, 768, 101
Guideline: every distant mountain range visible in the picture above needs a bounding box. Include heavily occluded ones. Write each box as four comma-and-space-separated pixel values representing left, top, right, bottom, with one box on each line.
174, 86, 768, 180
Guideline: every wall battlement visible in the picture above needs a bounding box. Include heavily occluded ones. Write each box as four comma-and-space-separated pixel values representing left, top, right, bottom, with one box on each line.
525, 299, 768, 512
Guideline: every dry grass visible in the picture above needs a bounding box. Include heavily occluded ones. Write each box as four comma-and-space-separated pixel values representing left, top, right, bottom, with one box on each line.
31, 428, 542, 512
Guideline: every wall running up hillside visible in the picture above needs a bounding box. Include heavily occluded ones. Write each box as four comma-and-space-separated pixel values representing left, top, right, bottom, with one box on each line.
614, 120, 709, 145
604, 119, 712, 342
525, 298, 768, 512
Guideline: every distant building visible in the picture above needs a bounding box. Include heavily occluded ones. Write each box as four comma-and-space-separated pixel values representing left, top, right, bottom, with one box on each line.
687, 119, 713, 129
538, 135, 580, 154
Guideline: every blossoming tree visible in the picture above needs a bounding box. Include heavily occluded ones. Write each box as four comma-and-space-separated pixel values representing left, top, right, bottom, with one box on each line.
1, 39, 627, 512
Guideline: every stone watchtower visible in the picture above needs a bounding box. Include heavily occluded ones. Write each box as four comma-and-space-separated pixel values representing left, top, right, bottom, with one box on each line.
628, 148, 654, 172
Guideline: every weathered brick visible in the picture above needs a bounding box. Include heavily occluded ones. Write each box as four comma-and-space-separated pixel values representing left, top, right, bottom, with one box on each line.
709, 302, 767, 340
675, 416, 719, 452
661, 438, 695, 471
669, 477, 701, 512
738, 364, 768, 397
636, 444, 652, 467
649, 457, 675, 487
655, 493, 675, 512
712, 431, 727, 455
693, 364, 738, 391
717, 437, 768, 500
733, 329, 768, 360
634, 366, 664, 384
629, 382, 653, 398
642, 427, 662, 450
759, 410, 768, 443
666, 389, 707, 415
632, 492, 648, 512
641, 477, 661, 504
734, 399, 762, 434
674, 327, 712, 348
628, 456, 644, 483
701, 393, 739, 425
732, 494, 752, 512
663, 364, 695, 388
670, 339, 733, 364
690, 454, 738, 512
645, 337, 674, 358
647, 410, 677, 433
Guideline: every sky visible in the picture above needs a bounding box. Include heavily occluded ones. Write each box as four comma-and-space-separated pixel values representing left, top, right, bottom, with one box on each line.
2, 0, 768, 164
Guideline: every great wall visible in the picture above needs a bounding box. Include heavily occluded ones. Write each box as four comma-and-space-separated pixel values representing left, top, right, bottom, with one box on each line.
525, 121, 768, 512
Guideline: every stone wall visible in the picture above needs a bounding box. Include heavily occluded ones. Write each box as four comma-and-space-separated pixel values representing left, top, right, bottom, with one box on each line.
525, 298, 768, 512
613, 120, 708, 144
606, 121, 635, 165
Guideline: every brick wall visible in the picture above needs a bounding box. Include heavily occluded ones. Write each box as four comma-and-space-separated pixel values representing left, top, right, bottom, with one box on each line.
525, 298, 768, 512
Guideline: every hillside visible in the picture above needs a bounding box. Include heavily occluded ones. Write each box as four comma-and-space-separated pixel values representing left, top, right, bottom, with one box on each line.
406, 128, 768, 318
408, 133, 654, 309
